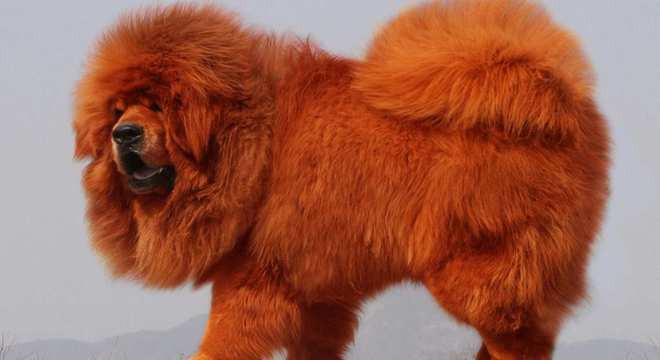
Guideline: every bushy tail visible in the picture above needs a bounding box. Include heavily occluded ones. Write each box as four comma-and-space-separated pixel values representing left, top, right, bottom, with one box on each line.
353, 0, 594, 138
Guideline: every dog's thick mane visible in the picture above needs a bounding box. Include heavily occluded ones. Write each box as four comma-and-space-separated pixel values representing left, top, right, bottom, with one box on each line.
75, 4, 289, 287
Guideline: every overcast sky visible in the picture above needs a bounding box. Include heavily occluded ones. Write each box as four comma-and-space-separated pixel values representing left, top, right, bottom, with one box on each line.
0, 0, 658, 347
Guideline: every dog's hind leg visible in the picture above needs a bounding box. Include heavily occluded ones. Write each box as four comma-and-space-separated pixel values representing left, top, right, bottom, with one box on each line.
425, 267, 563, 359
473, 327, 557, 360
422, 224, 589, 360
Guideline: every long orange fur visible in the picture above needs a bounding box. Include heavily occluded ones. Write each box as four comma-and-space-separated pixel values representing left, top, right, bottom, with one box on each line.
73, 1, 610, 359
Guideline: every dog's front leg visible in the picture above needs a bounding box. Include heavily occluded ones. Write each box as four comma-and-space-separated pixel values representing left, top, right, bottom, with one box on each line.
189, 266, 301, 360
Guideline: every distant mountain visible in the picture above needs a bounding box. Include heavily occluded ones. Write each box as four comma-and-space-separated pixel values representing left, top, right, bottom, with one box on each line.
6, 315, 205, 360
556, 339, 660, 360
6, 288, 659, 360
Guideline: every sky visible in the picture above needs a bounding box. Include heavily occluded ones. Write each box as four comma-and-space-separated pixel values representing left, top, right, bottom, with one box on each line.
0, 0, 658, 348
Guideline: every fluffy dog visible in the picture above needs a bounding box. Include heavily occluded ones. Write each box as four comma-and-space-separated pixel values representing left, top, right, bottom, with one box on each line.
73, 1, 609, 359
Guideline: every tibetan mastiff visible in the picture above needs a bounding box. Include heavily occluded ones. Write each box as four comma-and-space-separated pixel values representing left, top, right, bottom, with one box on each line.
73, 1, 609, 359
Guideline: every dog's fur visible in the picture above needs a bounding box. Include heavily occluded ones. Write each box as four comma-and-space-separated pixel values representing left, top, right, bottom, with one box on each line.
73, 1, 610, 359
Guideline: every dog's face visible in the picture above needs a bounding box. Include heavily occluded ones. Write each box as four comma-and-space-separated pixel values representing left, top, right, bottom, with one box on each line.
73, 4, 274, 288
110, 98, 174, 195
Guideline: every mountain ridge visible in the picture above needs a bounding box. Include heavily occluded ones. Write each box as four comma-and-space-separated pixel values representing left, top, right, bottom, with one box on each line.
6, 314, 658, 360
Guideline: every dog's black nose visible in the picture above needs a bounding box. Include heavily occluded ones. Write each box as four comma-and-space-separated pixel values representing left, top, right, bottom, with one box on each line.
112, 123, 143, 145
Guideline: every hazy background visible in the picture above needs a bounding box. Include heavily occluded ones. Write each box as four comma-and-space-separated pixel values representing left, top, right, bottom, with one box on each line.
0, 0, 658, 350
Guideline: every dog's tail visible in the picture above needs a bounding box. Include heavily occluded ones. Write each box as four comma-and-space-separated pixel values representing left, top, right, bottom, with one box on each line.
353, 0, 594, 138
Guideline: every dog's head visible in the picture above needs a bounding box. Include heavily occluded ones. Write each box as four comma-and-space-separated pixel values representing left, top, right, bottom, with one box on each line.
73, 4, 274, 287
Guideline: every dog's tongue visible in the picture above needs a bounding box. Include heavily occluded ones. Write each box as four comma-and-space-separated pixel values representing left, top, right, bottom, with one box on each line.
133, 167, 162, 180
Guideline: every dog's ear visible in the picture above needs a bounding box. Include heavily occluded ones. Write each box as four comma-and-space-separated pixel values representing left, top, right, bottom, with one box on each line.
73, 85, 112, 160
73, 122, 95, 160
73, 115, 108, 160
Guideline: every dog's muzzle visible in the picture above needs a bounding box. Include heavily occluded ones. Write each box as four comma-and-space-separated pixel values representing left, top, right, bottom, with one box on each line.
112, 123, 175, 194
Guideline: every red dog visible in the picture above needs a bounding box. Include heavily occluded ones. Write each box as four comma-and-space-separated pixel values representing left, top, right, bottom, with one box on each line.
73, 1, 609, 359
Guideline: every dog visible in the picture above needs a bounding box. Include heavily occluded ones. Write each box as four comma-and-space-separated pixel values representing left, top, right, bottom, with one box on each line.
73, 1, 610, 359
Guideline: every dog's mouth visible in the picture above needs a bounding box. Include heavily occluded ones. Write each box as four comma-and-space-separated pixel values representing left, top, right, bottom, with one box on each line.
119, 152, 176, 194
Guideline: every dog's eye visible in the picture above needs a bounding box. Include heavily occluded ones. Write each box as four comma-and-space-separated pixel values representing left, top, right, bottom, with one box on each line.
114, 108, 125, 118
149, 103, 162, 112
